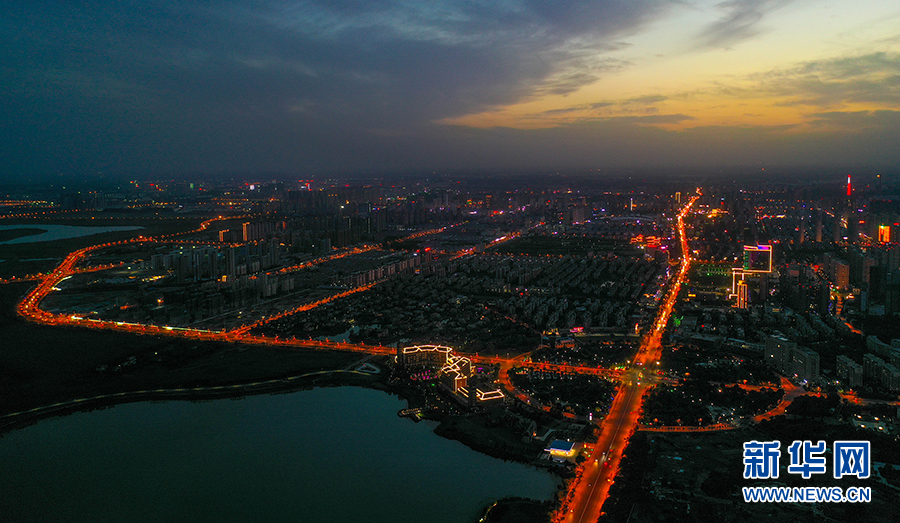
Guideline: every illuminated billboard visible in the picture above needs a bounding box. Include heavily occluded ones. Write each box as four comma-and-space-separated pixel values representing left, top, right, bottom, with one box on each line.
742, 245, 773, 273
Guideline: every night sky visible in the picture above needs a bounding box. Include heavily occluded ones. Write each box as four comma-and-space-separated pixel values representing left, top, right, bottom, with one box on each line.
2, 1, 899, 179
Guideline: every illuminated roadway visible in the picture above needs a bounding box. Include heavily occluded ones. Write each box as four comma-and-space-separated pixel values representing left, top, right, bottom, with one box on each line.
14, 219, 463, 357
752, 377, 805, 422
18, 200, 814, 515
559, 193, 698, 523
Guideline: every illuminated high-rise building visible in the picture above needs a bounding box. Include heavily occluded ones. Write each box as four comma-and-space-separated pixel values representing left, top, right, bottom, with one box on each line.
742, 244, 773, 273
879, 224, 891, 243
736, 280, 749, 309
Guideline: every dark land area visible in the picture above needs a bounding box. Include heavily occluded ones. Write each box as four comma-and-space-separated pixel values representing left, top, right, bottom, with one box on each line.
0, 282, 364, 426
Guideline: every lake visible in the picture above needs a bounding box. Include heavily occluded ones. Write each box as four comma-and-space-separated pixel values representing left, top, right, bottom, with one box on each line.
0, 386, 558, 522
0, 224, 144, 245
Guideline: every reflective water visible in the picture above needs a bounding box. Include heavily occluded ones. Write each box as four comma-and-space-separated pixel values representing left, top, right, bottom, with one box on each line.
0, 386, 558, 522
0, 224, 144, 244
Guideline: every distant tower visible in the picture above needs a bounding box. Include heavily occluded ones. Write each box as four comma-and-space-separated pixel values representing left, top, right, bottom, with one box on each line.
847, 175, 852, 198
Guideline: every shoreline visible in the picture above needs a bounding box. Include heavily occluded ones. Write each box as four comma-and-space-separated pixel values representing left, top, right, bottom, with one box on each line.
1, 274, 565, 521
0, 357, 562, 473
0, 363, 564, 522
0, 368, 384, 435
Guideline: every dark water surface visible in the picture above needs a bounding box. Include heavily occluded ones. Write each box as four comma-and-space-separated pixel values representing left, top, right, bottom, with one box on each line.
0, 224, 144, 244
0, 386, 558, 523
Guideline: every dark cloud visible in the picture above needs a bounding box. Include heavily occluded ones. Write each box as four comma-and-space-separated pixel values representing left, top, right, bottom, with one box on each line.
0, 0, 676, 177
625, 95, 668, 105
0, 1, 896, 178
426, 114, 899, 171
673, 52, 900, 111
694, 0, 790, 50
612, 114, 694, 124
530, 97, 669, 119
806, 109, 900, 129
538, 106, 590, 116
753, 53, 900, 108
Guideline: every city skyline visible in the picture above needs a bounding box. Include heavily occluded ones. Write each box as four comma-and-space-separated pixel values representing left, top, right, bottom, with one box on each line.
2, 1, 900, 181
3, 175, 900, 521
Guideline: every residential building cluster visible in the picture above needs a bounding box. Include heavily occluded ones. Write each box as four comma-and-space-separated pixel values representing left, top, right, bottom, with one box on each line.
763, 334, 820, 383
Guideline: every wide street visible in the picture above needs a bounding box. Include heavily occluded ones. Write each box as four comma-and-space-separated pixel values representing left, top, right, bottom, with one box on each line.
562, 194, 698, 523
